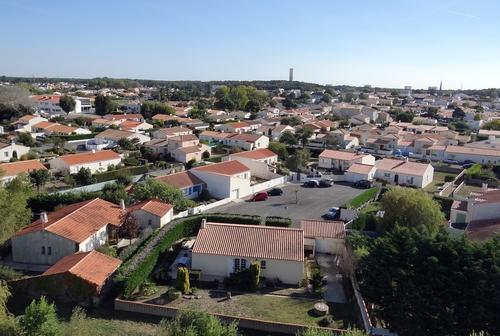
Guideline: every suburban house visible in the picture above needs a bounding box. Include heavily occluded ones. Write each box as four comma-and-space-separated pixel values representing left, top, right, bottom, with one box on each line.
167, 134, 200, 152
199, 131, 235, 146
225, 148, 278, 179
374, 158, 434, 188
318, 149, 375, 171
32, 95, 64, 116
104, 113, 144, 122
256, 124, 294, 141
0, 159, 47, 183
191, 221, 304, 285
301, 219, 346, 255
450, 189, 500, 241
151, 127, 192, 140
128, 199, 174, 230
143, 139, 169, 157
31, 121, 91, 136
14, 115, 48, 132
444, 145, 500, 164
0, 142, 30, 162
155, 171, 206, 199
167, 134, 211, 164
345, 163, 377, 183
11, 198, 123, 266
217, 121, 253, 133
49, 149, 122, 174
95, 129, 151, 146
11, 251, 121, 305
119, 120, 153, 133
190, 160, 251, 199
223, 133, 270, 151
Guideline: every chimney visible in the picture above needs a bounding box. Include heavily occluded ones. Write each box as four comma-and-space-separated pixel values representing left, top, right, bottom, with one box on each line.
120, 199, 126, 210
489, 135, 495, 144
41, 212, 48, 223
482, 183, 488, 192
201, 218, 207, 229
92, 149, 96, 154
405, 156, 409, 162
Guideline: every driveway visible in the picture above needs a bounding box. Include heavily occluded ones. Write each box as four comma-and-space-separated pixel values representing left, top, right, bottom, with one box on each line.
208, 183, 364, 227
316, 253, 346, 303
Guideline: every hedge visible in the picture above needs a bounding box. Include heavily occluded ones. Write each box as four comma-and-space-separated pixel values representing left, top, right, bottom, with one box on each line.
205, 213, 261, 225
343, 187, 379, 209
433, 195, 454, 220
93, 165, 151, 183
28, 191, 99, 213
265, 216, 292, 227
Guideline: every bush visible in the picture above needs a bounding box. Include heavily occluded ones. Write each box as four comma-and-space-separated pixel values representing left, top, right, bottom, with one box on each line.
351, 213, 378, 231
205, 213, 261, 225
343, 187, 378, 208
28, 191, 99, 213
318, 316, 335, 327
265, 216, 292, 227
94, 165, 151, 183
138, 279, 157, 296
176, 267, 190, 294
166, 288, 180, 301
223, 268, 254, 291
0, 266, 23, 281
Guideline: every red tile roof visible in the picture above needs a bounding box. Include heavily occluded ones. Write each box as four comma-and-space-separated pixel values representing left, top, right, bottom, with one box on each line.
128, 199, 173, 217
43, 251, 121, 288
230, 148, 277, 160
346, 163, 375, 175
228, 133, 263, 142
58, 150, 121, 165
472, 189, 500, 204
191, 160, 250, 176
169, 134, 199, 142
0, 160, 46, 177
14, 198, 123, 243
156, 171, 205, 189
193, 223, 304, 262
301, 219, 346, 239
319, 149, 365, 161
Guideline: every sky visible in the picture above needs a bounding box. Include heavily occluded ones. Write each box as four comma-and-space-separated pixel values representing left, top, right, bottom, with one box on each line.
0, 0, 499, 89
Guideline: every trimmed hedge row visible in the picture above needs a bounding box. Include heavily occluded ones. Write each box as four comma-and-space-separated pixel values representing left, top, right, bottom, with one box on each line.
94, 165, 151, 183
343, 187, 379, 209
265, 216, 292, 227
206, 213, 261, 225
49, 133, 96, 141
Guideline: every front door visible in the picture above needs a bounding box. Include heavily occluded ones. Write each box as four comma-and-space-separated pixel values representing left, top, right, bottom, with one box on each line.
394, 174, 399, 184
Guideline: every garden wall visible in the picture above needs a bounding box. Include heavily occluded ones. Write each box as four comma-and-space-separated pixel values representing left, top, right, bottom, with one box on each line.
250, 175, 287, 194
114, 298, 348, 335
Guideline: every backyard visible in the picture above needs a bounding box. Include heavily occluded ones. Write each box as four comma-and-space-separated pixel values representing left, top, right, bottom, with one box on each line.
423, 171, 457, 194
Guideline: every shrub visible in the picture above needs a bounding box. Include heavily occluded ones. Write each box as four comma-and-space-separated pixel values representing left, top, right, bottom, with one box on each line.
318, 316, 334, 327
249, 261, 260, 291
166, 288, 180, 301
138, 279, 157, 296
94, 165, 151, 183
205, 213, 261, 225
176, 267, 190, 294
265, 216, 292, 227
0, 266, 23, 281
223, 269, 254, 290
343, 187, 378, 208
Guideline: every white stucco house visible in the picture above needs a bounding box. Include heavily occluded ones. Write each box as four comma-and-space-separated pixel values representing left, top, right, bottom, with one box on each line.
345, 163, 377, 183
190, 160, 251, 199
444, 145, 500, 164
49, 149, 122, 174
0, 159, 47, 183
14, 115, 48, 133
155, 171, 206, 200
223, 133, 270, 151
374, 158, 434, 188
301, 219, 346, 255
128, 199, 174, 230
0, 142, 30, 162
11, 198, 123, 266
225, 148, 278, 179
192, 221, 304, 285
318, 149, 375, 171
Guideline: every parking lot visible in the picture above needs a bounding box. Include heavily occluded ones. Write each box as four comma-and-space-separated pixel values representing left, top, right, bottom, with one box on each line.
209, 182, 364, 227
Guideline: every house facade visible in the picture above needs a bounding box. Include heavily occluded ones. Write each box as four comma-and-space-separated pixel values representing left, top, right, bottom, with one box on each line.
0, 142, 30, 162
129, 199, 174, 230
49, 150, 122, 173
318, 149, 375, 171
374, 158, 434, 188
155, 171, 206, 199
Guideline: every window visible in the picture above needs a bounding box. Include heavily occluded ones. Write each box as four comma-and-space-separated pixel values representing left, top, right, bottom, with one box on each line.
4, 152, 8, 157
193, 185, 200, 193
384, 173, 391, 178
148, 219, 153, 226
233, 258, 241, 272
41, 246, 45, 255
260, 260, 266, 269
241, 259, 247, 269
47, 247, 52, 255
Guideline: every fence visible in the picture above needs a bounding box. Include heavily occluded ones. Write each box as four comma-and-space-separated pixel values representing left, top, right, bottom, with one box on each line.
251, 176, 287, 194
114, 298, 348, 335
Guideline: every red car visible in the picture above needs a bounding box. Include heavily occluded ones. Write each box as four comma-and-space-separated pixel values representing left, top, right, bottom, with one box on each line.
250, 192, 269, 202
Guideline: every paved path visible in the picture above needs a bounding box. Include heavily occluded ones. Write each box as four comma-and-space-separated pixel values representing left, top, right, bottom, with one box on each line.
316, 253, 346, 303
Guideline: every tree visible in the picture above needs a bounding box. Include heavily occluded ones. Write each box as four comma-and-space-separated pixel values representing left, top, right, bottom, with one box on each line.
286, 149, 310, 171
19, 296, 61, 336
202, 150, 210, 160
118, 211, 139, 245
117, 137, 136, 150
157, 308, 238, 336
58, 95, 76, 113
395, 111, 414, 122
452, 107, 466, 119
298, 125, 314, 147
249, 261, 260, 291
74, 168, 95, 186
186, 158, 196, 169
141, 101, 175, 118
131, 179, 195, 211
378, 187, 444, 234
101, 183, 129, 205
0, 86, 35, 120
94, 94, 116, 116
321, 93, 332, 104
29, 169, 51, 192
17, 132, 36, 147
482, 120, 500, 131
268, 142, 288, 160
280, 131, 298, 146
281, 116, 302, 126
0, 282, 17, 336
358, 228, 500, 336
176, 267, 190, 294
0, 177, 32, 244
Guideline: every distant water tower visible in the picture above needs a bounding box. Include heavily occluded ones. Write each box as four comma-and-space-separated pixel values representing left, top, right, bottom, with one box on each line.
289, 68, 294, 82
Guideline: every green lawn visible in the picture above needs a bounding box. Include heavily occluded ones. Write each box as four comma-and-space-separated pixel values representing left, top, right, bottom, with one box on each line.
455, 183, 484, 197
343, 187, 378, 208
424, 171, 457, 194
60, 317, 159, 336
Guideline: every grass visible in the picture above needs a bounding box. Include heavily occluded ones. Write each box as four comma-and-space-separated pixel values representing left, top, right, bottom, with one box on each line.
455, 183, 485, 197
61, 317, 159, 336
342, 187, 378, 209
424, 171, 457, 194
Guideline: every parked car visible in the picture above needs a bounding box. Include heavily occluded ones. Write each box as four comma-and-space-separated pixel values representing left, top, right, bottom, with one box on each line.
354, 179, 372, 189
250, 192, 268, 202
267, 188, 283, 196
443, 159, 459, 165
322, 207, 340, 220
462, 163, 475, 169
303, 180, 320, 188
319, 179, 334, 187
417, 158, 431, 163
307, 172, 322, 178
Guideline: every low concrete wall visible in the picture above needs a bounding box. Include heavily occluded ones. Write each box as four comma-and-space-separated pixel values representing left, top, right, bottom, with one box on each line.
251, 176, 286, 194
114, 298, 347, 335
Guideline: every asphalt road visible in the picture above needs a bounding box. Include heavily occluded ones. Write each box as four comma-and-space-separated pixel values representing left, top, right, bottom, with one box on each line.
208, 183, 364, 227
